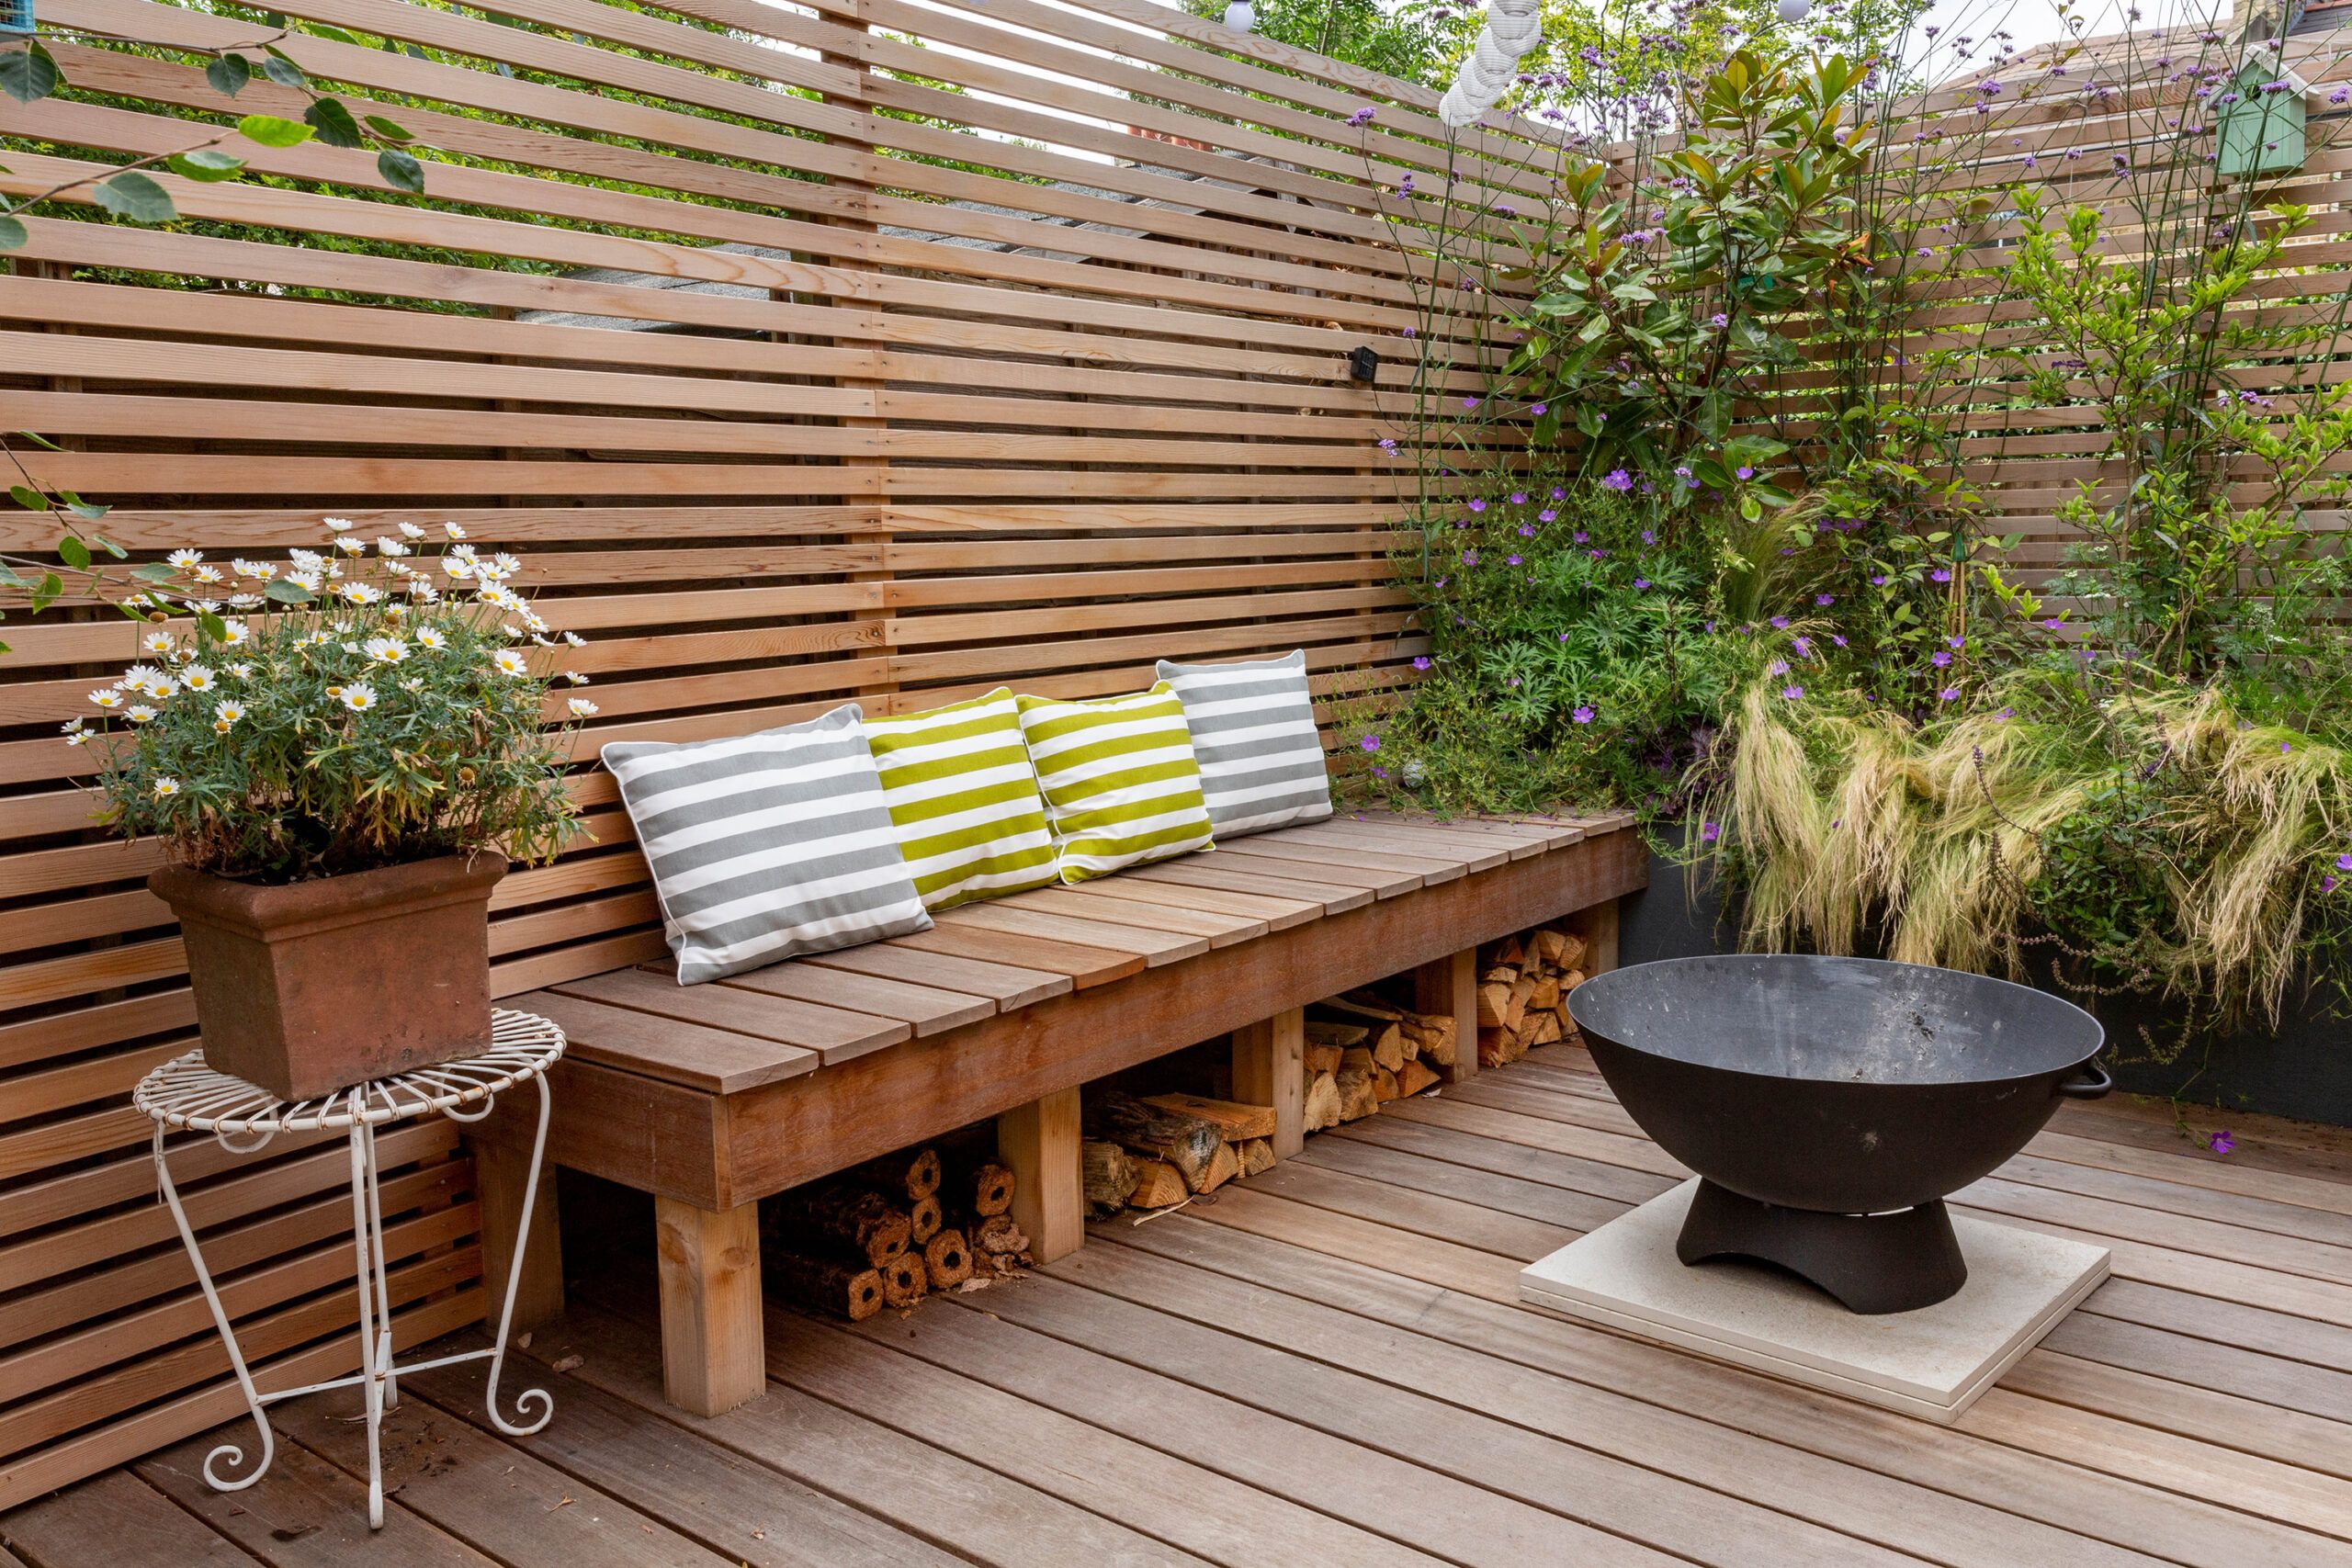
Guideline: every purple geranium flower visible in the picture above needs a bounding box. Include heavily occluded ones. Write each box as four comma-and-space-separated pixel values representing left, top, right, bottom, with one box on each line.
2209, 1130, 2236, 1156
1633, 578, 1650, 590
1571, 705, 1595, 725
1939, 686, 1960, 702
1781, 683, 1804, 700
1700, 820, 1721, 843
1736, 466, 1755, 480
1359, 733, 1381, 753
1931, 650, 1953, 669
1411, 655, 1431, 671
1930, 568, 1952, 582
1600, 469, 1634, 492
1815, 593, 1835, 606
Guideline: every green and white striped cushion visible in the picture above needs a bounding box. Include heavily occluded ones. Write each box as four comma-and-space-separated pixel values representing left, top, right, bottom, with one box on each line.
1015, 682, 1214, 883
861, 688, 1057, 910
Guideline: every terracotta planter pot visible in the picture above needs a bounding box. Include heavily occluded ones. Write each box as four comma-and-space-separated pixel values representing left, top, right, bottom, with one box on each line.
151, 853, 506, 1101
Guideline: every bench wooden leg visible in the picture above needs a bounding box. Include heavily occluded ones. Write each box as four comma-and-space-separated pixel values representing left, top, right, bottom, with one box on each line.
1415, 946, 1479, 1084
1569, 898, 1621, 976
1230, 1008, 1305, 1159
998, 1087, 1083, 1265
654, 1195, 765, 1416
469, 1136, 564, 1337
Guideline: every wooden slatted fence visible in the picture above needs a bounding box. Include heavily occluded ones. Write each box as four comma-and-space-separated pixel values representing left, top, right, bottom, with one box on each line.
0, 0, 1555, 1506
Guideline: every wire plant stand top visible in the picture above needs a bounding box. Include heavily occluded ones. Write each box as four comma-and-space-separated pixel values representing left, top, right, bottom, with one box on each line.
134, 1009, 565, 1146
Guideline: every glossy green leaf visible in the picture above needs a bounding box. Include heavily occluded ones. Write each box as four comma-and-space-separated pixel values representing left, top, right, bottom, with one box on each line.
206, 52, 252, 97
237, 114, 315, 148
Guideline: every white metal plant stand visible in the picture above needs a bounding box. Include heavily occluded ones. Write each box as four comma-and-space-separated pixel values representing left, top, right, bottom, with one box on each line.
133, 1009, 566, 1529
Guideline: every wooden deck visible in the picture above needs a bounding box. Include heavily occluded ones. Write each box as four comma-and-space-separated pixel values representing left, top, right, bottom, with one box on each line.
7, 1045, 2350, 1568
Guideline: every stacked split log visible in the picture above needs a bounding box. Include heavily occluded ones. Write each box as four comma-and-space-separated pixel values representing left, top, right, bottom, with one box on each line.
761, 1142, 1032, 1318
1086, 1089, 1277, 1215
1300, 992, 1456, 1133
1477, 926, 1589, 1067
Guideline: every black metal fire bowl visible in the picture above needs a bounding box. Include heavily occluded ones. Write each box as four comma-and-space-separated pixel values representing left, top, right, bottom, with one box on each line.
1568, 954, 2109, 1314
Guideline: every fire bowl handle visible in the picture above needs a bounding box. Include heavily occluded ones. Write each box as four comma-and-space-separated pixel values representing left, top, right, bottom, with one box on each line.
2058, 1059, 2113, 1100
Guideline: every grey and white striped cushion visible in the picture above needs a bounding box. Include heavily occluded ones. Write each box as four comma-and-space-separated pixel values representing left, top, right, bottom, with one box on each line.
1153, 649, 1333, 839
602, 704, 931, 983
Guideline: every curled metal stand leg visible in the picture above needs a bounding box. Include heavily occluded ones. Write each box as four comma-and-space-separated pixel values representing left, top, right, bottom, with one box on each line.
346, 1122, 389, 1530
479, 1073, 555, 1437
153, 1126, 277, 1493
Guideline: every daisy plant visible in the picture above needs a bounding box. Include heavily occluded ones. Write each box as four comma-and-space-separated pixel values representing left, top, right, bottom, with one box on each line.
68, 518, 592, 883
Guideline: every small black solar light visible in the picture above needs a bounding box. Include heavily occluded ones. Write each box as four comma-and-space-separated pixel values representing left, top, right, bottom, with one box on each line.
1347, 345, 1379, 383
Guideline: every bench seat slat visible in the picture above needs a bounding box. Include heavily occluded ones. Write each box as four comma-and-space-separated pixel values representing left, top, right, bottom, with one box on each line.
1001, 886, 1266, 947
1269, 821, 1510, 873
556, 967, 909, 1065
1351, 812, 1568, 858
1430, 815, 1592, 852
1212, 840, 1435, 895
937, 903, 1206, 966
885, 922, 1145, 988
804, 943, 1069, 1010
1124, 857, 1375, 915
713, 962, 995, 1038
519, 990, 817, 1094
1068, 874, 1321, 931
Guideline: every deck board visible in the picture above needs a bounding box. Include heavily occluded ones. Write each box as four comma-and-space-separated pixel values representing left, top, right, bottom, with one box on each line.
12, 1044, 2352, 1568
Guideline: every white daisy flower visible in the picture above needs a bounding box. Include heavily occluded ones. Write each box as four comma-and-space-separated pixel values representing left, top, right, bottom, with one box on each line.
61, 716, 84, 735
65, 731, 88, 748
231, 558, 275, 580
491, 552, 522, 578
153, 776, 181, 797
122, 663, 164, 689
567, 697, 598, 717
337, 582, 386, 605
563, 631, 586, 648
477, 584, 522, 611
218, 619, 250, 648
229, 662, 254, 681
191, 565, 223, 584
325, 516, 356, 534
414, 626, 447, 649
448, 543, 478, 560
362, 637, 409, 665
334, 536, 367, 557
444, 522, 467, 539
400, 677, 424, 692
142, 631, 175, 656
288, 570, 323, 593
288, 549, 324, 571
339, 683, 379, 713
399, 522, 426, 540
376, 537, 411, 558
126, 705, 158, 724
443, 556, 474, 580
167, 547, 204, 569
180, 665, 217, 693
564, 671, 589, 686
228, 593, 263, 609
212, 700, 245, 733
492, 649, 530, 678
91, 688, 125, 709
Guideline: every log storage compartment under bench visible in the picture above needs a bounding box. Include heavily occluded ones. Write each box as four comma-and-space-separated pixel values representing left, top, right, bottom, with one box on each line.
480, 810, 1645, 1414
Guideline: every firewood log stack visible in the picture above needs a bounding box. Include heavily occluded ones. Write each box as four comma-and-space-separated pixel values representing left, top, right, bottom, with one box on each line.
1476, 926, 1589, 1067
760, 1142, 1031, 1318
1299, 991, 1455, 1133
1085, 1089, 1277, 1214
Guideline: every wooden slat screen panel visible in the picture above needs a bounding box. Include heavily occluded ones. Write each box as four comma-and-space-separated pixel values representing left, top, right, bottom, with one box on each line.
0, 0, 1548, 1504
1755, 32, 2352, 587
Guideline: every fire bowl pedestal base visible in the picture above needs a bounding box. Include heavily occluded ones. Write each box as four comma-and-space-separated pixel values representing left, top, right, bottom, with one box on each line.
1676, 1179, 1967, 1315
1519, 1179, 2109, 1423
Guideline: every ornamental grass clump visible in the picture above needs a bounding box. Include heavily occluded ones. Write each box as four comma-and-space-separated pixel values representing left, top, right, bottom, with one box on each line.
67, 518, 591, 883
1697, 668, 2352, 1031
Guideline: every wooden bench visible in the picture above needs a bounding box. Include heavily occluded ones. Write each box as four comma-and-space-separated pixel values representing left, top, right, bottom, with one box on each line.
478, 809, 1646, 1415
